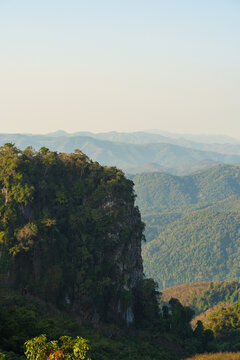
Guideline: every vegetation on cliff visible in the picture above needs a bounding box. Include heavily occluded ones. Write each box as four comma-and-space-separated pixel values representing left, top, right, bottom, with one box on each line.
0, 143, 145, 324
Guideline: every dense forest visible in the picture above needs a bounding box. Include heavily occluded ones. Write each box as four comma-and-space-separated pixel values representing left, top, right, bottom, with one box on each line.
132, 166, 240, 288
0, 143, 147, 325
0, 144, 215, 359
143, 209, 240, 288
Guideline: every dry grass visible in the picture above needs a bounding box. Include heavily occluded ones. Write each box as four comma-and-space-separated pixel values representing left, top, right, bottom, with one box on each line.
161, 282, 217, 306
185, 352, 240, 359
191, 302, 232, 328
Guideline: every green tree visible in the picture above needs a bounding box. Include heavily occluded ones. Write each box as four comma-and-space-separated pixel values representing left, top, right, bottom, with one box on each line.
169, 298, 195, 338
24, 334, 91, 360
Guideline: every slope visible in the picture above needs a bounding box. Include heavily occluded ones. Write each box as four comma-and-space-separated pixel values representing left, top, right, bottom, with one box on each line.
161, 281, 240, 315
143, 209, 240, 289
132, 165, 240, 289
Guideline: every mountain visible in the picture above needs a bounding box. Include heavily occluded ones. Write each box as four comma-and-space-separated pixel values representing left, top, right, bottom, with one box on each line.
47, 130, 240, 147
126, 160, 221, 176
143, 209, 240, 289
0, 133, 239, 174
161, 281, 240, 315
134, 164, 240, 215
65, 130, 240, 154
161, 282, 213, 309
132, 165, 240, 289
144, 130, 240, 145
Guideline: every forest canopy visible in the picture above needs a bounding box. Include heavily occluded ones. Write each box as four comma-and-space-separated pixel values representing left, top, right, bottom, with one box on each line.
0, 143, 144, 324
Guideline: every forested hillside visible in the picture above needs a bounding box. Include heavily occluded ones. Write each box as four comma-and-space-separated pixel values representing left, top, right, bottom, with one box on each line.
143, 209, 240, 288
134, 165, 240, 213
132, 165, 240, 288
162, 281, 240, 315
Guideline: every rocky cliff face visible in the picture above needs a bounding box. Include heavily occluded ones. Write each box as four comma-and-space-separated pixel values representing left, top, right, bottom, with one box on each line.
101, 197, 144, 325
0, 144, 144, 325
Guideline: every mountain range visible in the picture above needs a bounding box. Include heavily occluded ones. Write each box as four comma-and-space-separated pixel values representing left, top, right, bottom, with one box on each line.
1, 131, 240, 174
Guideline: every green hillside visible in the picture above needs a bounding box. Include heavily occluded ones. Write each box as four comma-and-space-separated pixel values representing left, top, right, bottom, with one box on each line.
132, 165, 240, 288
134, 165, 240, 212
143, 209, 240, 288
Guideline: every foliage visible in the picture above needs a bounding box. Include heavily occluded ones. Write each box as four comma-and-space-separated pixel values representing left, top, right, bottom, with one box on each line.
0, 290, 80, 355
133, 278, 160, 328
168, 298, 195, 338
0, 288, 214, 360
162, 281, 240, 316
189, 304, 240, 352
0, 350, 25, 360
133, 165, 240, 289
162, 281, 240, 352
190, 282, 240, 315
24, 334, 90, 360
206, 304, 240, 339
134, 165, 240, 215
143, 209, 240, 289
0, 144, 144, 324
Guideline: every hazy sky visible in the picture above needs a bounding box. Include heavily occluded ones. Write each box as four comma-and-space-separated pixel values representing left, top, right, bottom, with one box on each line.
0, 0, 240, 135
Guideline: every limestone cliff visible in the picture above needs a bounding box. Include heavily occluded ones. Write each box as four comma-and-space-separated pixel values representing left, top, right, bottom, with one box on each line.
0, 144, 144, 325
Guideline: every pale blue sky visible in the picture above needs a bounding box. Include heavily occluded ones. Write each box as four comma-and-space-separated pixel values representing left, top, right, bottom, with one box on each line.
0, 0, 240, 135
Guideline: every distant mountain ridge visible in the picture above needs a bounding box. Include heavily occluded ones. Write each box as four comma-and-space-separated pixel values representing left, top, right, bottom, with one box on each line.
46, 130, 240, 145
0, 132, 240, 174
46, 130, 240, 154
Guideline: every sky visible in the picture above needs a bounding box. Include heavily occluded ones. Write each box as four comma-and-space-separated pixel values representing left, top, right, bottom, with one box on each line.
0, 0, 240, 135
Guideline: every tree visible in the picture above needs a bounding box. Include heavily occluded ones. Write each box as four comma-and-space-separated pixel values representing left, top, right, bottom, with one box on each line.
169, 298, 195, 338
24, 334, 91, 360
